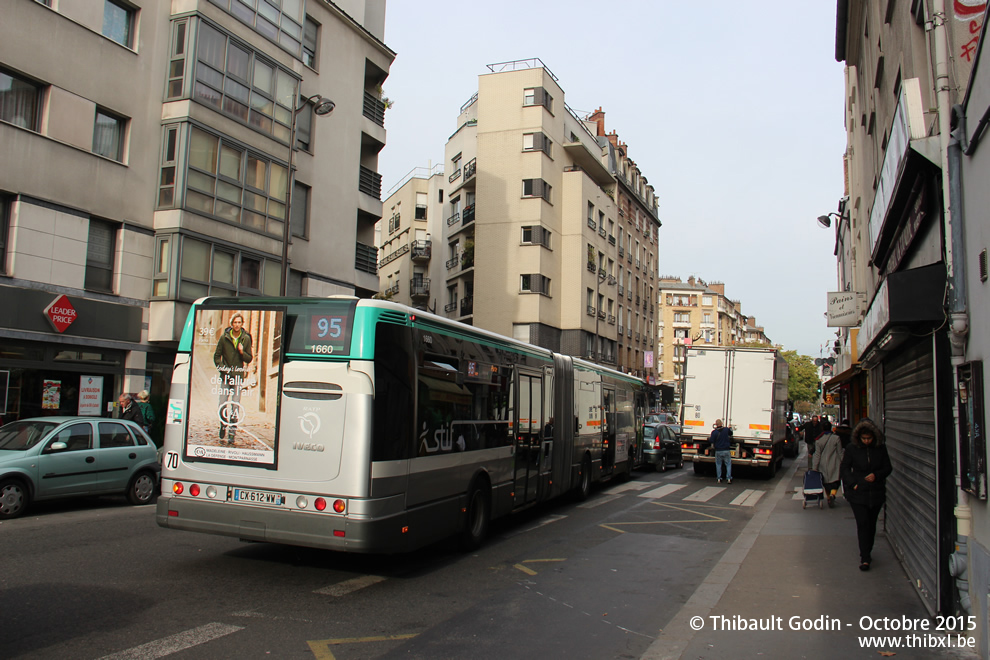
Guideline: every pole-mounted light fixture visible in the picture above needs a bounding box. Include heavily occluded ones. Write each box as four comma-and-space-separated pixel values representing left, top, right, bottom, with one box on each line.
816, 212, 841, 229
281, 94, 335, 295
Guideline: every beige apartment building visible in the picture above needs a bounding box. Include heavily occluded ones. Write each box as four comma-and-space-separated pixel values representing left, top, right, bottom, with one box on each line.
0, 0, 392, 422
435, 59, 661, 381
656, 276, 770, 399
378, 164, 446, 310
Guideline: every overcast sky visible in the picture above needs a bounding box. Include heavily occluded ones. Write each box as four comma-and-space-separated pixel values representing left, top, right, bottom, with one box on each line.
376, 1, 846, 359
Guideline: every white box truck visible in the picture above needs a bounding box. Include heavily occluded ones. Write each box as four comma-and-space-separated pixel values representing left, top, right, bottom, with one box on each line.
678, 346, 789, 478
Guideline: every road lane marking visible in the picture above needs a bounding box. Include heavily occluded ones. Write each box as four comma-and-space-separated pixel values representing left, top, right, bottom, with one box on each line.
307, 634, 418, 660
98, 622, 244, 660
608, 481, 654, 493
506, 513, 567, 537
578, 493, 623, 508
514, 563, 538, 575
638, 483, 687, 499
683, 486, 724, 502
314, 575, 386, 596
730, 489, 765, 507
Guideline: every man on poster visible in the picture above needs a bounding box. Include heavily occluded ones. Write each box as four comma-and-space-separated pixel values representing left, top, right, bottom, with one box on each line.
213, 313, 253, 443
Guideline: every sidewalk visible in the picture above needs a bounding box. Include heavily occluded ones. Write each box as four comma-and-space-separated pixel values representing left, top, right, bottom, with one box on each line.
641, 448, 980, 660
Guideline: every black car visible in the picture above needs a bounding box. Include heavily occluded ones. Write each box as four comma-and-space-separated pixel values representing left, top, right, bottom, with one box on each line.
642, 423, 683, 472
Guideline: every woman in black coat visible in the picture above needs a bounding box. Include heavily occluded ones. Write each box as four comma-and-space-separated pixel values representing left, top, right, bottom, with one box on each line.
840, 418, 893, 571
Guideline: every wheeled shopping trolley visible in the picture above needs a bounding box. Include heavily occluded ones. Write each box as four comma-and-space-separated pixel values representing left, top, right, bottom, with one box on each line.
802, 470, 825, 509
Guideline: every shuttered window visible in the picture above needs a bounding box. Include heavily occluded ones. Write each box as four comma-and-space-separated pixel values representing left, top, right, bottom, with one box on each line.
85, 219, 116, 292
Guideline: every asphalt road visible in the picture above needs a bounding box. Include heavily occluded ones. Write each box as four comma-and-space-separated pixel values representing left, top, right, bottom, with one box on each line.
0, 459, 796, 660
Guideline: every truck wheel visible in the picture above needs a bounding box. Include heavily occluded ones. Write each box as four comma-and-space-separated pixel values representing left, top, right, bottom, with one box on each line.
693, 462, 706, 476
765, 456, 777, 479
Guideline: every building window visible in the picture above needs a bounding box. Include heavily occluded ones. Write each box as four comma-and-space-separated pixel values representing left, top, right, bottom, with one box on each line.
295, 94, 313, 150
0, 68, 42, 130
290, 181, 309, 238
152, 236, 170, 297
523, 132, 551, 156
178, 236, 279, 300
85, 219, 117, 293
102, 0, 134, 48
520, 273, 551, 296
194, 22, 299, 143
208, 0, 305, 57
523, 87, 552, 112
184, 126, 289, 236
415, 192, 428, 219
522, 178, 551, 202
165, 20, 188, 99
302, 16, 318, 68
93, 109, 126, 161
157, 125, 179, 208
702, 295, 712, 306
521, 225, 551, 249
0, 194, 10, 274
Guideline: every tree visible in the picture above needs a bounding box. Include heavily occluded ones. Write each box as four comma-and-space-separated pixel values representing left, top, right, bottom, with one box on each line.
781, 350, 818, 407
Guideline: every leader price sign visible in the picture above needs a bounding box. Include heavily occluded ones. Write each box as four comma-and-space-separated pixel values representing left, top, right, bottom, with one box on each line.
44, 294, 78, 333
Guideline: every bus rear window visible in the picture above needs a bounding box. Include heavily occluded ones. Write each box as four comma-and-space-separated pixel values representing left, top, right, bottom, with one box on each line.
285, 301, 358, 355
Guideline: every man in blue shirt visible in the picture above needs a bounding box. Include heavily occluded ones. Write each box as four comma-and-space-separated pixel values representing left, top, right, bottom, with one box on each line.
709, 419, 734, 484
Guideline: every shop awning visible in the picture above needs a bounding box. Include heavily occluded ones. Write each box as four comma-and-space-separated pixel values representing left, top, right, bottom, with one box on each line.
824, 365, 861, 392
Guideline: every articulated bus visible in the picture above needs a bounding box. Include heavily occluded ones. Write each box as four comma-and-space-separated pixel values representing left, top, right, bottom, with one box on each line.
156, 297, 647, 553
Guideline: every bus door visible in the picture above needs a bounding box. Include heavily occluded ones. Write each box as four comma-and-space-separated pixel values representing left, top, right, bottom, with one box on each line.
602, 386, 616, 474
514, 370, 543, 506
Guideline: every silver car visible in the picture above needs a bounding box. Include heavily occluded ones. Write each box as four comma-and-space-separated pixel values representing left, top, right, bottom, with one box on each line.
0, 417, 160, 519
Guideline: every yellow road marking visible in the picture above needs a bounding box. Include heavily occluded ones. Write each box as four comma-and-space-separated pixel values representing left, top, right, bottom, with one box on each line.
521, 558, 566, 563
513, 558, 566, 575
514, 563, 538, 575
307, 634, 418, 660
600, 501, 730, 532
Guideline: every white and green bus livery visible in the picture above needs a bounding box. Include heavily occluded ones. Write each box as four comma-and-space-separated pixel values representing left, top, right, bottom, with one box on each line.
157, 297, 646, 553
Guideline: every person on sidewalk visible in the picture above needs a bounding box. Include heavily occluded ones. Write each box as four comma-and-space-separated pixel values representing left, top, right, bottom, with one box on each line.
801, 414, 823, 468
840, 418, 893, 571
709, 419, 733, 484
812, 420, 843, 507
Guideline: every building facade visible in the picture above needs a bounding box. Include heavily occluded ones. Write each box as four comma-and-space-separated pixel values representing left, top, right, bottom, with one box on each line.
829, 0, 987, 638
436, 60, 660, 381
0, 0, 392, 424
378, 164, 445, 310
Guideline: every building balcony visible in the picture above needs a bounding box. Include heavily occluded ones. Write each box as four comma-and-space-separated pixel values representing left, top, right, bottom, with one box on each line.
607, 275, 616, 286
617, 285, 624, 296
587, 262, 596, 273
449, 167, 461, 184
446, 211, 461, 227
355, 241, 378, 275
464, 158, 476, 181
410, 278, 430, 298
460, 296, 473, 316
446, 255, 460, 270
363, 91, 386, 127
608, 234, 616, 246
587, 305, 596, 317
411, 240, 432, 261
618, 246, 625, 257
588, 218, 597, 230
607, 314, 616, 325
618, 325, 624, 335
359, 166, 382, 200
598, 309, 606, 320
462, 204, 475, 225
598, 226, 607, 239
444, 301, 458, 313
385, 282, 399, 296
379, 242, 410, 268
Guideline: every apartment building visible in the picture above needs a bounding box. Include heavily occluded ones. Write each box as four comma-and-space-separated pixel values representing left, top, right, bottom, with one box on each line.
436, 59, 660, 381
656, 276, 769, 400
0, 0, 392, 422
829, 0, 986, 628
378, 164, 445, 310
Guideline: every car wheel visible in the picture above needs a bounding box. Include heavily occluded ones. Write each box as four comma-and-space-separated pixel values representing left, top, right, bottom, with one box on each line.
0, 479, 29, 519
127, 472, 156, 505
658, 453, 667, 472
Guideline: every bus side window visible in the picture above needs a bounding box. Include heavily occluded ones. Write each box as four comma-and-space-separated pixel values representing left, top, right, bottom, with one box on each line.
372, 324, 414, 461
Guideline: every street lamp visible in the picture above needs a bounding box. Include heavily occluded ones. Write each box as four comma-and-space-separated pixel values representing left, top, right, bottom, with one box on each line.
280, 93, 335, 295
816, 212, 841, 229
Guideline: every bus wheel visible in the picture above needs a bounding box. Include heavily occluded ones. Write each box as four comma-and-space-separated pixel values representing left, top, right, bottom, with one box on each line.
460, 481, 491, 551
576, 455, 592, 501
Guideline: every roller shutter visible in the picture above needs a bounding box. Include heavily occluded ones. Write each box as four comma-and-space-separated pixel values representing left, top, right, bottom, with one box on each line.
883, 338, 938, 614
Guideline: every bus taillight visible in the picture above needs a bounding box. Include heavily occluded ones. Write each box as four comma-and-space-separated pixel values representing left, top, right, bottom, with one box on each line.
189, 484, 201, 497
333, 499, 346, 514
315, 498, 327, 511
173, 482, 184, 495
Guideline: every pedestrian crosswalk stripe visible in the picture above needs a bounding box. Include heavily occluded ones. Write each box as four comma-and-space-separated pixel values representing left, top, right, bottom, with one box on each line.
578, 493, 623, 508
683, 486, 724, 502
609, 481, 654, 493
730, 489, 764, 507
792, 488, 805, 500
639, 483, 687, 499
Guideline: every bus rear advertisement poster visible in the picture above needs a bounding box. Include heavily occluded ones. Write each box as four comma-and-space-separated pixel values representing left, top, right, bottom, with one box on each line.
185, 307, 284, 467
